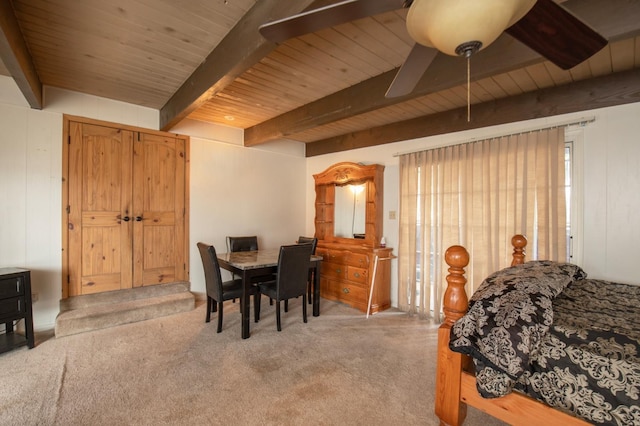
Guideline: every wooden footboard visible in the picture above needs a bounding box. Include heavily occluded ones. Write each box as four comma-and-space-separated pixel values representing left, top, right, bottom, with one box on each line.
434, 235, 589, 426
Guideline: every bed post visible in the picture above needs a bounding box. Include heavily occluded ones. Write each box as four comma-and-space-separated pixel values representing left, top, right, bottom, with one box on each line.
435, 245, 470, 426
510, 234, 527, 266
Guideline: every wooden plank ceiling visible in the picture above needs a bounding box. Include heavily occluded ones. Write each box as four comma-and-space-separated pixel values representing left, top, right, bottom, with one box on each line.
1, 0, 639, 156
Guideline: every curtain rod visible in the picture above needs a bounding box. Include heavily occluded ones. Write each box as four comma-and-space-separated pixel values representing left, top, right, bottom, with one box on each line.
392, 116, 596, 158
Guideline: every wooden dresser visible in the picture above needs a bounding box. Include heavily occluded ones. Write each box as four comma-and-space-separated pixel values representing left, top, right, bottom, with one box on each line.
313, 162, 392, 314
316, 243, 392, 313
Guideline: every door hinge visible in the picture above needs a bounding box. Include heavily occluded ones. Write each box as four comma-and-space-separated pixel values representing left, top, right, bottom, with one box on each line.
66, 205, 70, 214
67, 275, 70, 284
68, 135, 71, 144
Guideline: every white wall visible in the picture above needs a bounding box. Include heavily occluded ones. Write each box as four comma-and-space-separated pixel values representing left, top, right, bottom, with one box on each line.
0, 77, 306, 330
0, 82, 62, 332
306, 102, 640, 306
171, 119, 307, 300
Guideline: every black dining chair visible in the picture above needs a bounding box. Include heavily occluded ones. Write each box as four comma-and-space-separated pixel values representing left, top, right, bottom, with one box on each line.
257, 244, 314, 331
197, 242, 261, 333
226, 236, 258, 252
227, 235, 274, 305
297, 236, 318, 306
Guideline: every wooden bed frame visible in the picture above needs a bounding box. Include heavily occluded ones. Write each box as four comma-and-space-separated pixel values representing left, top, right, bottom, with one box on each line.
434, 235, 590, 426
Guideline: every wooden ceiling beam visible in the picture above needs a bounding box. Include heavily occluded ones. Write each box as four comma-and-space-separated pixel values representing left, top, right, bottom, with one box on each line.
0, 0, 42, 109
244, 0, 640, 146
305, 68, 640, 157
159, 0, 333, 131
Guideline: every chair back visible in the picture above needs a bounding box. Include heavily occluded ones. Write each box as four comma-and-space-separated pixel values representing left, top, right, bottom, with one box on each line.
296, 236, 318, 254
276, 244, 314, 301
197, 242, 224, 301
227, 236, 258, 252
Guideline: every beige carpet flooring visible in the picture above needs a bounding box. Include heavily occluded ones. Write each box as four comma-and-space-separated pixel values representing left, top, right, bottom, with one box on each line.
0, 298, 507, 426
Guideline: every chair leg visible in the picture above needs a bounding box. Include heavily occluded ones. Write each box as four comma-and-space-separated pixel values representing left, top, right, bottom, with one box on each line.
302, 294, 308, 323
206, 297, 212, 323
308, 271, 313, 304
254, 293, 261, 323
284, 299, 289, 312
276, 300, 282, 332
217, 300, 224, 333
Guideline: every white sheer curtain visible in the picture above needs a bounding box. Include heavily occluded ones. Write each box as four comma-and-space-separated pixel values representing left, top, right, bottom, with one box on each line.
398, 127, 566, 319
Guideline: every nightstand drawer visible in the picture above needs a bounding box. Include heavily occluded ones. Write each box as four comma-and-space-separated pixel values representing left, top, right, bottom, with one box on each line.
0, 296, 25, 318
0, 277, 24, 299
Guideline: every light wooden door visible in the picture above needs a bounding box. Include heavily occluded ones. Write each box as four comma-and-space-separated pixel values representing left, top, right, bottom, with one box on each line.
133, 133, 186, 287
66, 119, 188, 296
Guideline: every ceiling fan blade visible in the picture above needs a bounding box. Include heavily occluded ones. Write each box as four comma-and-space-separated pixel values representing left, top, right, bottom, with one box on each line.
505, 0, 607, 70
385, 43, 437, 98
259, 0, 406, 43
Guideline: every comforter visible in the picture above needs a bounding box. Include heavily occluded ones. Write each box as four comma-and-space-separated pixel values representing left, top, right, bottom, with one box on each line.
449, 261, 640, 425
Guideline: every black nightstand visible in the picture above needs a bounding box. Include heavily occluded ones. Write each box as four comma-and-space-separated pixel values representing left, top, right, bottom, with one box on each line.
0, 268, 34, 353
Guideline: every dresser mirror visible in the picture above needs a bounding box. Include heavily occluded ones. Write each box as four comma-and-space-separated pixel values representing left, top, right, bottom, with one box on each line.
313, 162, 384, 247
333, 183, 366, 239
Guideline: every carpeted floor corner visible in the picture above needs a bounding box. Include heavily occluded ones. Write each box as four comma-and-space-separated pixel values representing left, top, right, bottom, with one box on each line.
0, 298, 506, 426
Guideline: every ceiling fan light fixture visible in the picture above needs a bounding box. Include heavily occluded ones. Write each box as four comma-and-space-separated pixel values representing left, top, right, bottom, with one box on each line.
406, 0, 537, 57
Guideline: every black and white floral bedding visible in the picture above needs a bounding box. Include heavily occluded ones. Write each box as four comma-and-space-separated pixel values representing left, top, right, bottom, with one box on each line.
449, 261, 640, 425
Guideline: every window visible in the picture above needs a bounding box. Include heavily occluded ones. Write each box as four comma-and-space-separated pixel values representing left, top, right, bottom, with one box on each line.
399, 127, 568, 318
413, 138, 577, 311
565, 128, 584, 265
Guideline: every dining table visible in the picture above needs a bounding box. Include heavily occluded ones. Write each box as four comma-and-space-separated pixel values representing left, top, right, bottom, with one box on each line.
217, 248, 323, 339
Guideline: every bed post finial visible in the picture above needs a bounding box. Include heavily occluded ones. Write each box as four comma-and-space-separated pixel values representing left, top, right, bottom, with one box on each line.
511, 234, 527, 266
443, 245, 470, 326
435, 245, 469, 426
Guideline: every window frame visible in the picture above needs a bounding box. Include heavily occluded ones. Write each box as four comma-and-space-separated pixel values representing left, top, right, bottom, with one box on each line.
565, 128, 584, 265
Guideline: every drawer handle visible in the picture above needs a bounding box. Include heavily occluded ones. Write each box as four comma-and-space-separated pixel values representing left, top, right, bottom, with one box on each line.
335, 268, 341, 274
342, 287, 350, 294
353, 272, 360, 278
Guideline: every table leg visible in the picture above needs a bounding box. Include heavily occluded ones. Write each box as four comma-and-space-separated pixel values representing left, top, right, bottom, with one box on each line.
241, 271, 250, 339
313, 261, 321, 317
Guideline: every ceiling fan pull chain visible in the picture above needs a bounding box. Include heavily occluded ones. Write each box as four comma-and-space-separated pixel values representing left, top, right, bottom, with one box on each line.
467, 56, 471, 122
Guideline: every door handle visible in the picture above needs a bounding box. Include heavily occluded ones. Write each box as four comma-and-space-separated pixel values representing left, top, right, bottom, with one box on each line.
122, 216, 131, 222
135, 216, 143, 222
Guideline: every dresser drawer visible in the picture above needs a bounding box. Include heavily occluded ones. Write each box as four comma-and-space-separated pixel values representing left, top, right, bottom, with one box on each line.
318, 248, 370, 266
0, 276, 24, 299
321, 278, 368, 307
318, 249, 344, 264
346, 266, 369, 285
343, 252, 369, 268
321, 261, 347, 280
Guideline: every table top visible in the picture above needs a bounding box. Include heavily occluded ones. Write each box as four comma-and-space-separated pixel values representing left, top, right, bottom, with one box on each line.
217, 249, 322, 270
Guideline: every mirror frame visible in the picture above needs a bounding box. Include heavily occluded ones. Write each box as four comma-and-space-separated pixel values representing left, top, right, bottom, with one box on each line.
313, 162, 384, 247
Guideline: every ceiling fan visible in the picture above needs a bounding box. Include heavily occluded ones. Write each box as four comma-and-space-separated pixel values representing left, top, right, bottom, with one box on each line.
259, 0, 607, 100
